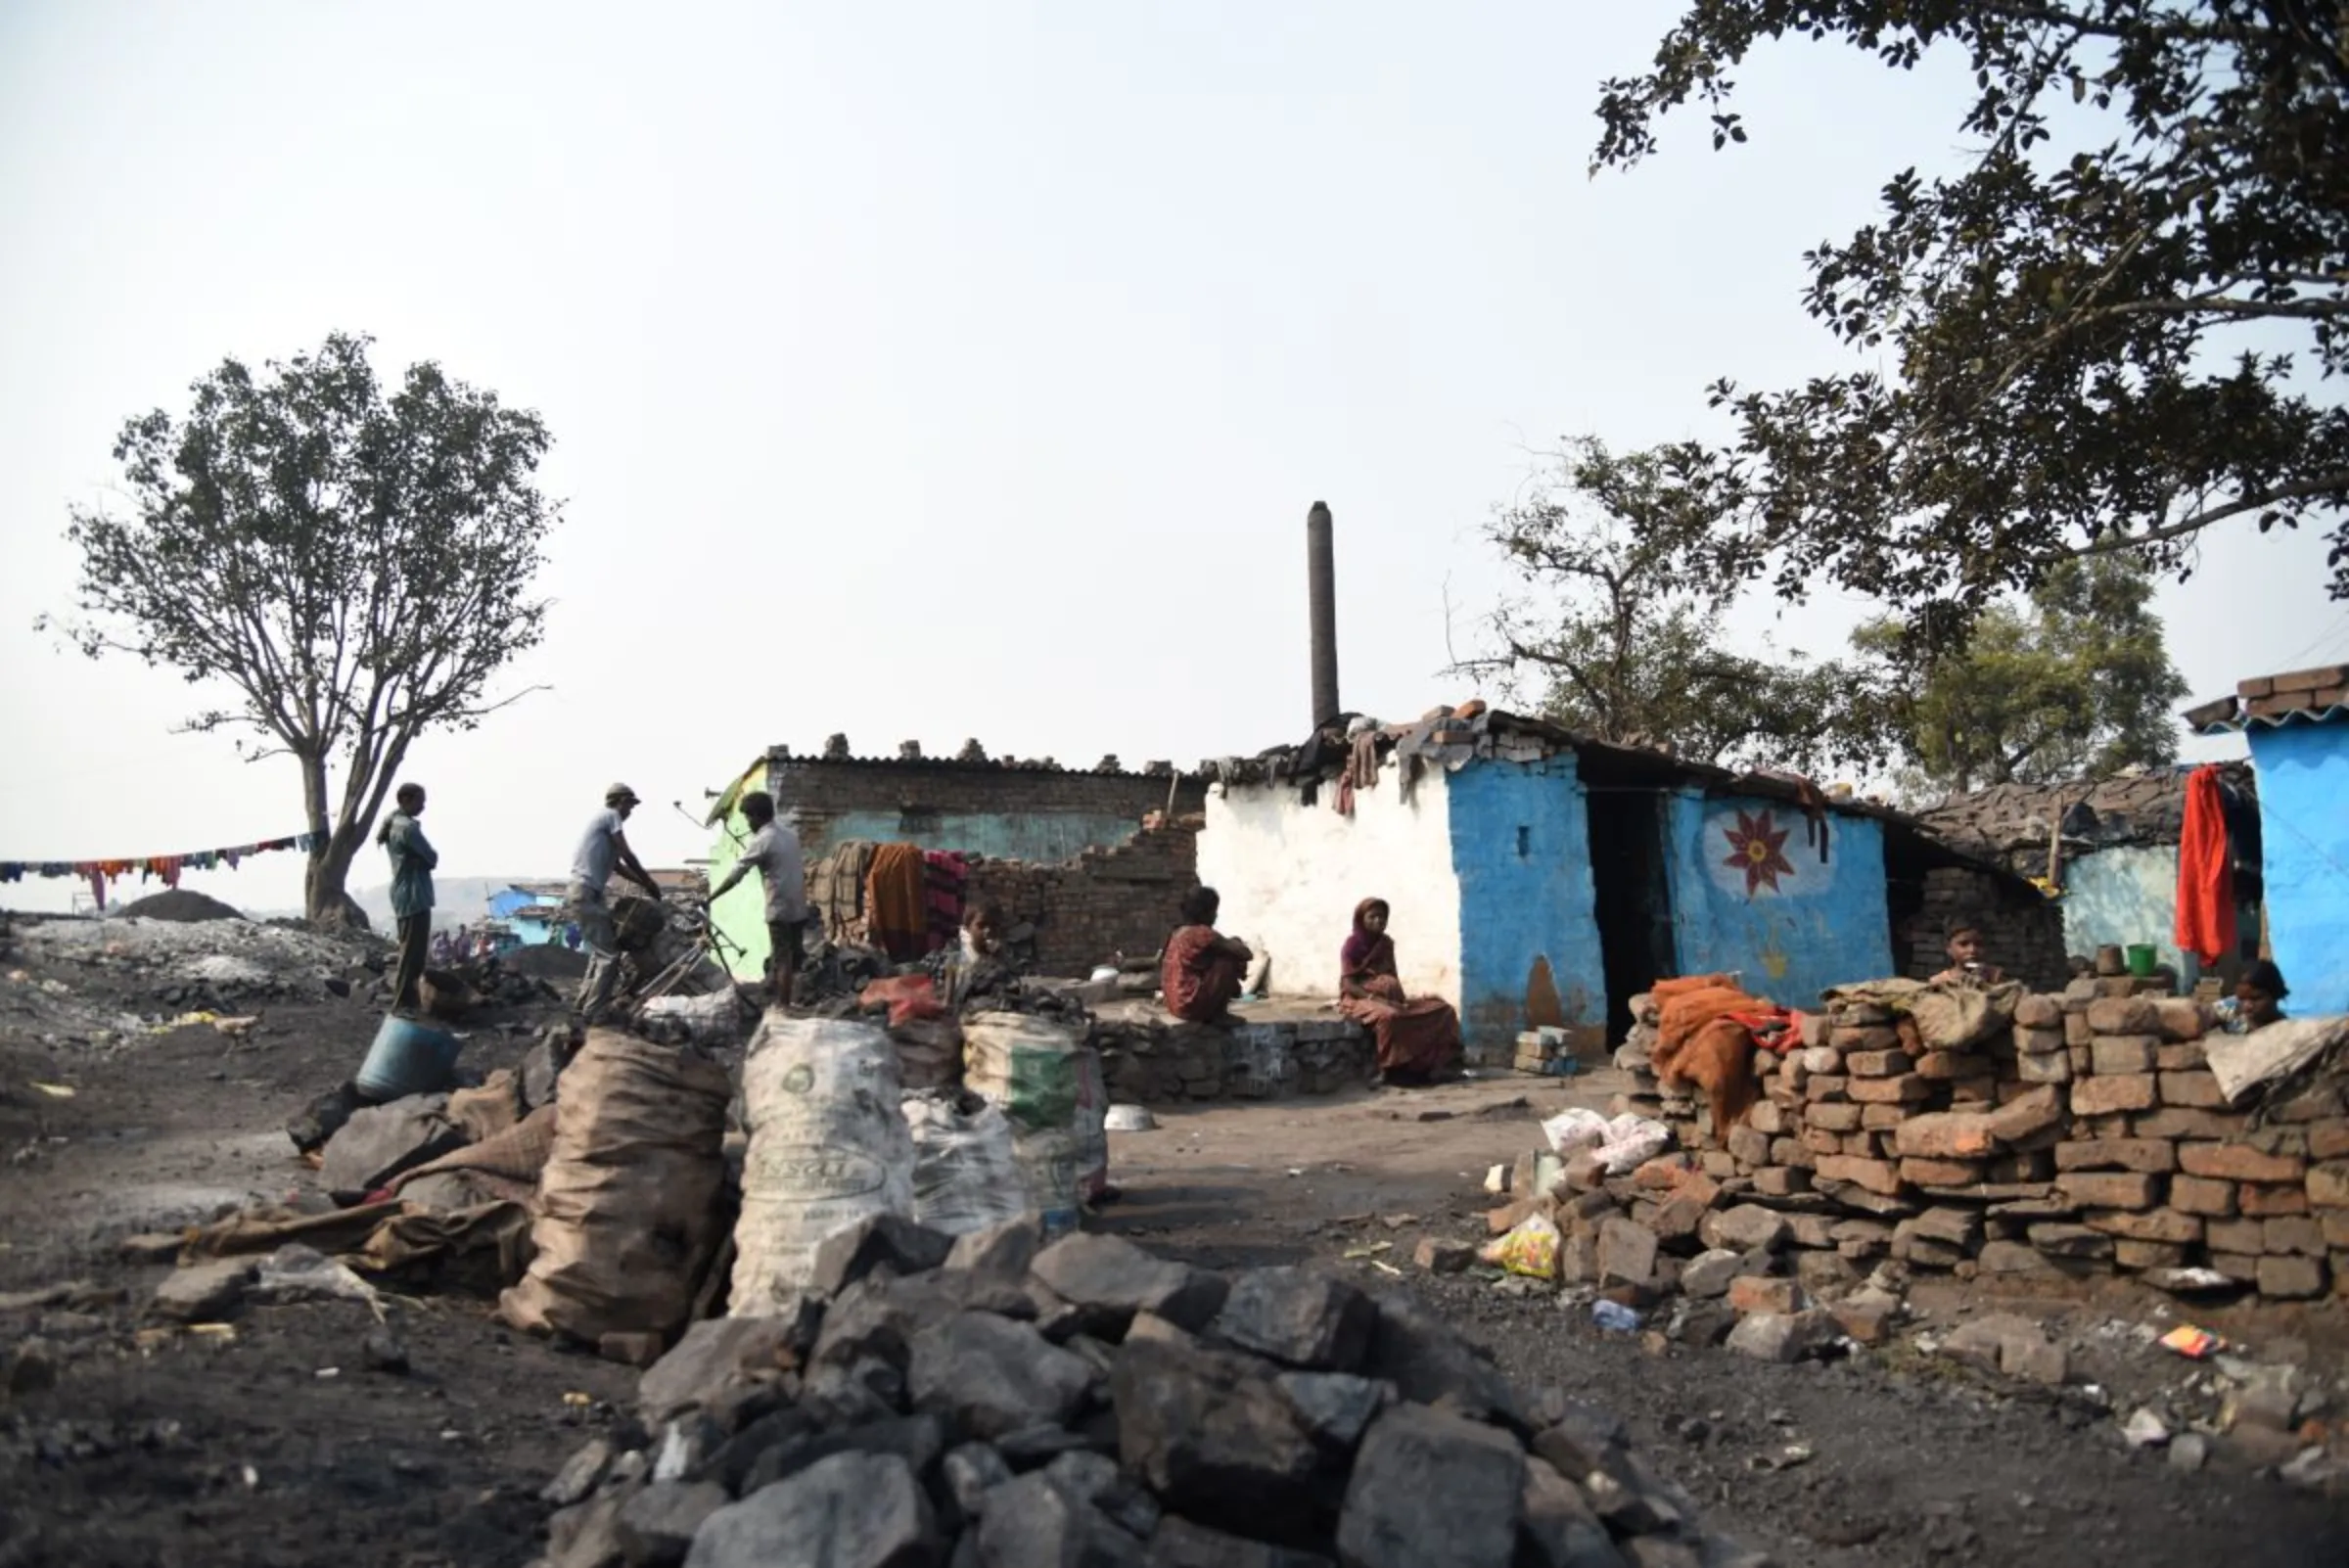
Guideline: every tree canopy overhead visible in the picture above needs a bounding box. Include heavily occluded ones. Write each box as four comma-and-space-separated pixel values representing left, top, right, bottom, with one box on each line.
1854, 551, 2189, 796
1592, 0, 2349, 638
1460, 438, 1887, 774
46, 332, 558, 922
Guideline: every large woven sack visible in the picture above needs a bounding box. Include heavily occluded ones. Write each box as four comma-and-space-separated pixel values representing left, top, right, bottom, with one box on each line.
728, 1013, 913, 1314
496, 1030, 730, 1343
903, 1093, 1031, 1236
961, 1012, 1107, 1238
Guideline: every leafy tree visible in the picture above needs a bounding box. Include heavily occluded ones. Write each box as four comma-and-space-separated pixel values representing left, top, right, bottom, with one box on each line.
1459, 438, 1888, 773
1589, 1, 2349, 640
1853, 552, 2189, 794
44, 332, 558, 924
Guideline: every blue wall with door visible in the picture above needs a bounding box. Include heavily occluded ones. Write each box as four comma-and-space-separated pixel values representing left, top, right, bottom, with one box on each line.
1662, 791, 1891, 1007
1447, 758, 1608, 1054
2247, 724, 2349, 1015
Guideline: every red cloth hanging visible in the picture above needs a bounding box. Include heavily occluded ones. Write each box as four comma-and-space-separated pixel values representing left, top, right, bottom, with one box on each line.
2174, 764, 2236, 966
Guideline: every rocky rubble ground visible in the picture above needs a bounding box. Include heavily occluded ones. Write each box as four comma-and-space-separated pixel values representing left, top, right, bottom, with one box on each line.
535, 1216, 1762, 1568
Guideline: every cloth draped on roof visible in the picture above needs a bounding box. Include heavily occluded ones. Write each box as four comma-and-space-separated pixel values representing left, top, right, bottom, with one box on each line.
864, 843, 931, 960
2175, 763, 2237, 967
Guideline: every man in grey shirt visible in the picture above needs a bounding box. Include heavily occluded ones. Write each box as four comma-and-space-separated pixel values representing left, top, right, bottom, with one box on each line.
706, 790, 807, 1008
572, 782, 664, 1024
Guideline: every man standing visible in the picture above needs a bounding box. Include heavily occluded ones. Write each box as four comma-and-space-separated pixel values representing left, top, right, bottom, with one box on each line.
706, 791, 806, 1009
378, 782, 437, 1014
572, 783, 664, 1023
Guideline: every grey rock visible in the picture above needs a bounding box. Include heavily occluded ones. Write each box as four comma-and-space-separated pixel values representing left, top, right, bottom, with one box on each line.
1273, 1372, 1389, 1452
698, 1407, 823, 1495
362, 1329, 410, 1375
543, 1437, 617, 1507
1583, 1467, 1682, 1537
684, 1451, 938, 1568
946, 1217, 1044, 1279
944, 1441, 1014, 1514
1677, 1251, 1749, 1300
797, 1358, 907, 1432
1111, 1338, 1322, 1538
1531, 1405, 1629, 1481
740, 1414, 946, 1499
1724, 1311, 1833, 1365
1623, 1540, 1701, 1568
976, 1471, 1143, 1567
1212, 1268, 1375, 1371
618, 1482, 728, 1567
286, 1080, 363, 1155
641, 1314, 810, 1424
1596, 1220, 1659, 1288
150, 1258, 251, 1322
998, 1424, 1105, 1468
1520, 1455, 1629, 1568
550, 1492, 633, 1568
3, 1338, 59, 1396
2232, 1365, 2304, 1432
1043, 1451, 1161, 1541
1360, 1291, 1525, 1431
1031, 1235, 1229, 1336
1142, 1516, 1334, 1568
1336, 1403, 1527, 1568
1941, 1313, 2066, 1386
811, 1215, 956, 1297
2168, 1431, 2210, 1473
908, 1312, 1094, 1440
1698, 1206, 1788, 1255
813, 1277, 940, 1372
320, 1094, 464, 1194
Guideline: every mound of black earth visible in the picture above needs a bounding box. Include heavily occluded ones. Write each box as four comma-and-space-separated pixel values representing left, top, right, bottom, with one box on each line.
117, 889, 246, 922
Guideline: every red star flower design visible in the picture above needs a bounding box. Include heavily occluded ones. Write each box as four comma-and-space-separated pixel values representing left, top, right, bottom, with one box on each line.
1722, 808, 1796, 897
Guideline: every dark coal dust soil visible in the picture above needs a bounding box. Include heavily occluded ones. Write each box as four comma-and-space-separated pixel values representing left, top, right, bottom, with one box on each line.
1097, 1098, 2349, 1568
0, 961, 638, 1568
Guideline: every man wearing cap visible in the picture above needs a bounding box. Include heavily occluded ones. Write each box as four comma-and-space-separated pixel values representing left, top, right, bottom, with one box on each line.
572, 783, 664, 1024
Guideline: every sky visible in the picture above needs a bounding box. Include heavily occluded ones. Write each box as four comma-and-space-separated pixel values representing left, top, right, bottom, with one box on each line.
2, 2, 2342, 917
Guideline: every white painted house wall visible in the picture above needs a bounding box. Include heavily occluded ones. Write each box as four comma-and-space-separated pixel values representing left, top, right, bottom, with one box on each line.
1196, 767, 1461, 1002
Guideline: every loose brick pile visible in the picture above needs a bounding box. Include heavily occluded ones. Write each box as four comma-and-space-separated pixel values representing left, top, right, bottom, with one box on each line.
1613, 979, 2349, 1303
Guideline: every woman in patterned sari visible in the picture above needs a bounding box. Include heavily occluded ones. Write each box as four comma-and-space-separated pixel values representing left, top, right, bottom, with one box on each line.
1339, 897, 1463, 1084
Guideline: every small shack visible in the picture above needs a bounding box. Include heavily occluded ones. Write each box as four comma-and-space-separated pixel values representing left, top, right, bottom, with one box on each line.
2189, 665, 2349, 1014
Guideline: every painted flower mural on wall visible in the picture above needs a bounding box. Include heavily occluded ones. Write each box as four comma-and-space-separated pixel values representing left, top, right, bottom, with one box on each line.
1722, 808, 1796, 897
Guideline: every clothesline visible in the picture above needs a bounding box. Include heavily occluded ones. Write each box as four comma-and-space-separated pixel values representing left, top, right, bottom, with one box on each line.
0, 832, 324, 910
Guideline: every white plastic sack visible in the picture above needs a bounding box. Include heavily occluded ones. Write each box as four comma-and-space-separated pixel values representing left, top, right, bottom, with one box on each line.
962, 1012, 1108, 1239
903, 1093, 1032, 1236
640, 988, 749, 1047
1543, 1107, 1672, 1175
728, 1013, 913, 1313
1540, 1108, 1610, 1155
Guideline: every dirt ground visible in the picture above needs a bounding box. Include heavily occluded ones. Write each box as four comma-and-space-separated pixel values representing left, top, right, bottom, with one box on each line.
5, 918, 2349, 1567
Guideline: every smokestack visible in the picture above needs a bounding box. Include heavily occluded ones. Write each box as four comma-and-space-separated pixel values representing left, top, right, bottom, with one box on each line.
1307, 500, 1339, 729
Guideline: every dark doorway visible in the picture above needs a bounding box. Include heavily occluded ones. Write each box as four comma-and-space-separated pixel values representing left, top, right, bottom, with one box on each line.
1585, 787, 1676, 1043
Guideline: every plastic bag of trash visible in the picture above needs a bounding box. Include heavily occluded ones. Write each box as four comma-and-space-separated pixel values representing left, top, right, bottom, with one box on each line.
253, 1243, 379, 1307
1478, 1214, 1561, 1280
962, 1011, 1107, 1237
639, 988, 750, 1048
727, 1013, 914, 1314
1541, 1108, 1611, 1156
1596, 1116, 1672, 1176
903, 1092, 1031, 1235
498, 1029, 731, 1343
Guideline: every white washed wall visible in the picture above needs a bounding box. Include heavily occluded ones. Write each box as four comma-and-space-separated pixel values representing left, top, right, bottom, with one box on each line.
1196, 768, 1460, 1002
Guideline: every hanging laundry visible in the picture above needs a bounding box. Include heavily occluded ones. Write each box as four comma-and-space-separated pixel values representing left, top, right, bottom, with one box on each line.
864, 843, 930, 961
2175, 763, 2236, 966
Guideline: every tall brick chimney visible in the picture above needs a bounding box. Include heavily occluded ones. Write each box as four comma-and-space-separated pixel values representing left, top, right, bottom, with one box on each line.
1307, 500, 1339, 729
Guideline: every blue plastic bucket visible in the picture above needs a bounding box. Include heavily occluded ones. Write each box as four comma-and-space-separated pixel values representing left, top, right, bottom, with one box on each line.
355, 1013, 463, 1101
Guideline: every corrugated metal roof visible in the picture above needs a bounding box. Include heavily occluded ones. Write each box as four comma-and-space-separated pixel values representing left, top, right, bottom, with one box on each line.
2197, 704, 2349, 736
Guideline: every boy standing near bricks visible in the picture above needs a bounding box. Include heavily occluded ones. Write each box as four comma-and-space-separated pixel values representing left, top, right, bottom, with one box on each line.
1931, 917, 2005, 987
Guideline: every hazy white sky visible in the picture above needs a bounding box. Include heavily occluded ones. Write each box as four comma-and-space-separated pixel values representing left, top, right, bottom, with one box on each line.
2, 2, 2340, 916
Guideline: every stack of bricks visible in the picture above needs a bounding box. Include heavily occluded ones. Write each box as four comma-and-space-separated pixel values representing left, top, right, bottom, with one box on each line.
2237, 664, 2348, 721
1611, 995, 1670, 1122
1514, 1026, 1580, 1077
1639, 972, 2349, 1301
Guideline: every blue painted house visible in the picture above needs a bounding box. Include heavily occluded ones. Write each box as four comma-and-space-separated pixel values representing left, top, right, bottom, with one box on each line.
1197, 711, 1996, 1060
2193, 669, 2349, 1015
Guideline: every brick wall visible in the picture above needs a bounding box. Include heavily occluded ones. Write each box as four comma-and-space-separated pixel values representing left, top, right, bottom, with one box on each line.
769, 756, 1205, 853
964, 824, 1202, 977
1906, 867, 2069, 992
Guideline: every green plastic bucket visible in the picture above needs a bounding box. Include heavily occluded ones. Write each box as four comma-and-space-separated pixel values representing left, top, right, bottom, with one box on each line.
2125, 945, 2159, 978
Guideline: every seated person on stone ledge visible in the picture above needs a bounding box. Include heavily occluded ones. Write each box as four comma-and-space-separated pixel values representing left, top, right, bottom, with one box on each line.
925, 902, 1023, 1011
1338, 897, 1464, 1086
1930, 917, 2005, 986
1161, 887, 1253, 1025
2216, 958, 2288, 1036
